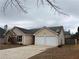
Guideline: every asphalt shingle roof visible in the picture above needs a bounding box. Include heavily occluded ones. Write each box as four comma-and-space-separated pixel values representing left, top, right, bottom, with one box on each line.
14, 27, 32, 34
64, 31, 70, 35
49, 26, 63, 33
15, 26, 63, 34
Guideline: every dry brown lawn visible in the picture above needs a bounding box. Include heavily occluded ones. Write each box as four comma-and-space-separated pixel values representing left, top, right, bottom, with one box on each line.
0, 44, 23, 50
29, 45, 79, 59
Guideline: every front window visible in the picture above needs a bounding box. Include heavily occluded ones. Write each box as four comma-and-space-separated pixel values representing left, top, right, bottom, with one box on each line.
17, 36, 22, 42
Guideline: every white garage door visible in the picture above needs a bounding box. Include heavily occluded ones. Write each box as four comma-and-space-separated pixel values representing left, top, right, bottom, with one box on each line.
35, 37, 58, 46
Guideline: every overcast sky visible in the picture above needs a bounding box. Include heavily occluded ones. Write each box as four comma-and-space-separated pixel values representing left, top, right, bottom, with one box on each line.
0, 0, 79, 33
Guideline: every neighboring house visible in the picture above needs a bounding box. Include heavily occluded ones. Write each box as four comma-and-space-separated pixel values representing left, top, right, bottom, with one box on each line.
5, 26, 65, 47
64, 31, 76, 45
71, 32, 79, 45
64, 31, 71, 40
0, 27, 5, 44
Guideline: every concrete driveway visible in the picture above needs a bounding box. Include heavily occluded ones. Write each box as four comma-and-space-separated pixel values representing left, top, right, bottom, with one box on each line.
0, 45, 51, 59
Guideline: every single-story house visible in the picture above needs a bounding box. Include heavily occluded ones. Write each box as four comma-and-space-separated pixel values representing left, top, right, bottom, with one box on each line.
5, 26, 65, 47
0, 27, 6, 44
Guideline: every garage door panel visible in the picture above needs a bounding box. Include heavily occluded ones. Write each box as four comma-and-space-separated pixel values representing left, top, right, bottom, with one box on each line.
35, 37, 58, 46
35, 37, 45, 45
46, 37, 58, 46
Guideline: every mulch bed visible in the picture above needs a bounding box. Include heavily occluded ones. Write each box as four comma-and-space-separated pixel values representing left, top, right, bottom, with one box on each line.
29, 45, 79, 59
0, 44, 23, 50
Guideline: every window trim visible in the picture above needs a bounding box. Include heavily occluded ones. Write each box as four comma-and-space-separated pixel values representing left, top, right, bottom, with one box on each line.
17, 35, 22, 42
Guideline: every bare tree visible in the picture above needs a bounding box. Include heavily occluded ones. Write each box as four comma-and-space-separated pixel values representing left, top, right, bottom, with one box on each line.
2, 0, 67, 15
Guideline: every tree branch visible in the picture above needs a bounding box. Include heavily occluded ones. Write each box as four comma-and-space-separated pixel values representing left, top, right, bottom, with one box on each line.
15, 0, 27, 13
2, 0, 68, 15
46, 0, 67, 15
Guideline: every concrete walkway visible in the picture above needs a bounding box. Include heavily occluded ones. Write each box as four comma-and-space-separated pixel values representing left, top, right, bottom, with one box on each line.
0, 45, 51, 59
